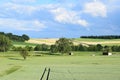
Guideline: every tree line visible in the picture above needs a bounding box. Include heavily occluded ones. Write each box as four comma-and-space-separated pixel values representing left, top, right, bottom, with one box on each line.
0, 32, 30, 42
1, 36, 120, 59
12, 38, 120, 52
81, 35, 120, 39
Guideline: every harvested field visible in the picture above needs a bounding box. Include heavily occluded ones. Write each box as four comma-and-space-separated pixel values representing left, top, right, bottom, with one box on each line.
26, 38, 58, 45
26, 38, 120, 46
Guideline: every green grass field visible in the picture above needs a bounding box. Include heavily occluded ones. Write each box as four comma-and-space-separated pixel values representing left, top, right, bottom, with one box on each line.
12, 41, 38, 47
0, 51, 120, 80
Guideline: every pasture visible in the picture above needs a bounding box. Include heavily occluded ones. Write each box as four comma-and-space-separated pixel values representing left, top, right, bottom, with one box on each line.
0, 51, 120, 80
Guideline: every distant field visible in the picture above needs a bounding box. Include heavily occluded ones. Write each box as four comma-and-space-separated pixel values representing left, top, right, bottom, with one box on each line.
25, 38, 120, 46
12, 41, 38, 47
73, 38, 120, 46
26, 38, 58, 45
0, 51, 120, 80
12, 38, 120, 47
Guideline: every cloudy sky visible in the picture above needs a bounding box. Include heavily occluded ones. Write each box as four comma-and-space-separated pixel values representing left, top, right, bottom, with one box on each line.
0, 0, 120, 38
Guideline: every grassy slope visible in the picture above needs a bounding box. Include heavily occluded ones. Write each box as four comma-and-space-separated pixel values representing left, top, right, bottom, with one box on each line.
0, 52, 120, 80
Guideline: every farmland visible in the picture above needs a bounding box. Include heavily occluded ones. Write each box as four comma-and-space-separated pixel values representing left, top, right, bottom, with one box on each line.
25, 38, 120, 46
0, 51, 120, 80
1, 38, 120, 80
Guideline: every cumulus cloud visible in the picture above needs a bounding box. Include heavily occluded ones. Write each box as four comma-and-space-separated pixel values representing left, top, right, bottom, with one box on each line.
2, 2, 58, 16
51, 7, 88, 27
3, 2, 38, 15
12, 0, 36, 3
0, 18, 45, 31
83, 1, 107, 17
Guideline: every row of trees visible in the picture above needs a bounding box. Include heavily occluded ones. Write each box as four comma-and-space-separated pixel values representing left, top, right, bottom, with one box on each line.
1, 35, 120, 53
12, 44, 49, 51
81, 35, 120, 39
71, 44, 103, 51
0, 32, 30, 42
12, 38, 73, 54
12, 38, 120, 52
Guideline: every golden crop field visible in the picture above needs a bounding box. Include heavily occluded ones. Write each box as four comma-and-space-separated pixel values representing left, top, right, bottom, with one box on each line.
26, 38, 120, 46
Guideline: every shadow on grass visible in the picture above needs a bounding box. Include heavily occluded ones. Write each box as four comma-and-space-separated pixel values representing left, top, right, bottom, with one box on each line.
8, 58, 24, 61
0, 66, 22, 77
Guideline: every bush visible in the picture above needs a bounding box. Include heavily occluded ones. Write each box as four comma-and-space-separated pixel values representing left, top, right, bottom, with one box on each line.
20, 48, 29, 60
0, 34, 12, 52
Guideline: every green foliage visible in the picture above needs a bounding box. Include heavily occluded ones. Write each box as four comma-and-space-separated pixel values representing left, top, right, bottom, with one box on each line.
0, 32, 30, 42
81, 35, 120, 39
12, 46, 22, 51
50, 45, 58, 53
22, 34, 30, 41
96, 44, 103, 51
72, 44, 103, 52
0, 34, 12, 52
19, 48, 29, 60
53, 38, 73, 54
34, 45, 41, 51
111, 46, 120, 52
25, 46, 34, 51
34, 44, 49, 51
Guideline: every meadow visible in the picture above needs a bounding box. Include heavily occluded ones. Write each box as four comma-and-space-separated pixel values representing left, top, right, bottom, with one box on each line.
0, 51, 120, 80
1, 38, 120, 80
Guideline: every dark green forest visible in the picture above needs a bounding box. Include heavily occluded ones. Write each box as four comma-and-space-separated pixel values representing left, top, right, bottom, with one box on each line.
0, 32, 30, 42
81, 35, 120, 39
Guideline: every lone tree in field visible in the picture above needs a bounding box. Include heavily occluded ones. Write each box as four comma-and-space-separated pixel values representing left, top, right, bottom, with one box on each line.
55, 38, 73, 54
0, 34, 12, 52
20, 48, 29, 60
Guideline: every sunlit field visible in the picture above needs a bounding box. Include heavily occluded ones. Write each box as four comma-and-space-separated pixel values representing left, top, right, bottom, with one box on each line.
0, 51, 120, 80
24, 38, 120, 46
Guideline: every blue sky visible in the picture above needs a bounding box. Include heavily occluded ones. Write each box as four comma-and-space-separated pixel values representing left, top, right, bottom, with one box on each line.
0, 0, 120, 38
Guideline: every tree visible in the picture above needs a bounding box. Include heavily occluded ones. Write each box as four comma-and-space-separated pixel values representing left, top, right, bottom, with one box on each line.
34, 44, 49, 51
34, 45, 42, 51
55, 38, 73, 54
25, 46, 33, 51
22, 34, 30, 41
95, 44, 103, 51
0, 34, 12, 52
78, 44, 86, 51
41, 44, 49, 51
50, 45, 58, 53
20, 48, 29, 60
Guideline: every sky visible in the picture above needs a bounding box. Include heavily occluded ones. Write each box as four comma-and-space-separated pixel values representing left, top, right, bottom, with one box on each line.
0, 0, 120, 38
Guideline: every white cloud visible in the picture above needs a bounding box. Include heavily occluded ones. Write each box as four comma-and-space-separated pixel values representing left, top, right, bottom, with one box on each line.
2, 2, 58, 16
12, 0, 36, 3
50, 7, 88, 27
3, 3, 38, 15
0, 1, 89, 27
0, 18, 45, 31
83, 1, 107, 17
